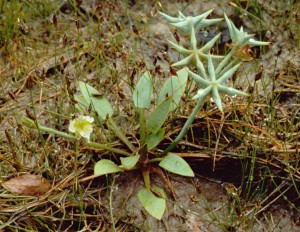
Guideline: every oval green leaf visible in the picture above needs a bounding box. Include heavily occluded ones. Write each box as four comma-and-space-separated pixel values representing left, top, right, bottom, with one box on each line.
94, 159, 123, 175
146, 99, 171, 134
74, 95, 89, 113
138, 188, 166, 220
79, 81, 99, 104
78, 81, 113, 120
90, 96, 113, 120
120, 155, 140, 170
151, 186, 167, 199
159, 154, 194, 177
132, 71, 153, 109
157, 68, 188, 111
146, 128, 165, 151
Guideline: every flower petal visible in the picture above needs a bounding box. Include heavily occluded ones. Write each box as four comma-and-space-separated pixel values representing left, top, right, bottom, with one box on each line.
84, 116, 94, 123
68, 116, 94, 142
68, 120, 76, 133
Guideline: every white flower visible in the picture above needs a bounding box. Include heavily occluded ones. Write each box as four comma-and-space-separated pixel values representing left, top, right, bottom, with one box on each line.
69, 116, 94, 143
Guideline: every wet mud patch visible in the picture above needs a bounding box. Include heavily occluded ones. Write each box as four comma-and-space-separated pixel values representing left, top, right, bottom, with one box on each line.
104, 168, 299, 231
108, 172, 229, 231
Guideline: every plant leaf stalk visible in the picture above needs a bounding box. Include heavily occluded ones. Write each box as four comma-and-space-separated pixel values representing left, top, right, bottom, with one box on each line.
22, 117, 132, 157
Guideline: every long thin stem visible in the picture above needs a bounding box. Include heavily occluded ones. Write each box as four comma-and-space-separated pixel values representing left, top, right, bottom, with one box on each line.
22, 117, 132, 157
161, 96, 206, 156
218, 58, 239, 77
109, 177, 117, 232
215, 50, 234, 74
22, 117, 76, 140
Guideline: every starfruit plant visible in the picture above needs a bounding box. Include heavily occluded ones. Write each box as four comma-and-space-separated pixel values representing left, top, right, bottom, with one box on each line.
22, 67, 192, 220
158, 10, 269, 157
70, 68, 192, 220
21, 8, 269, 220
92, 68, 193, 220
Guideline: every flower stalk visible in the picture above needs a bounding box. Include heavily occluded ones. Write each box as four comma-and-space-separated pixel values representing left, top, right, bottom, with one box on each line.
22, 117, 132, 157
23, 116, 76, 140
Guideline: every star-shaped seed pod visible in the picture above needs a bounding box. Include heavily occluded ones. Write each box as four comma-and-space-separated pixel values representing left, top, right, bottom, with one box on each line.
160, 9, 223, 35
224, 13, 270, 48
212, 14, 270, 74
187, 54, 249, 112
168, 26, 223, 78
